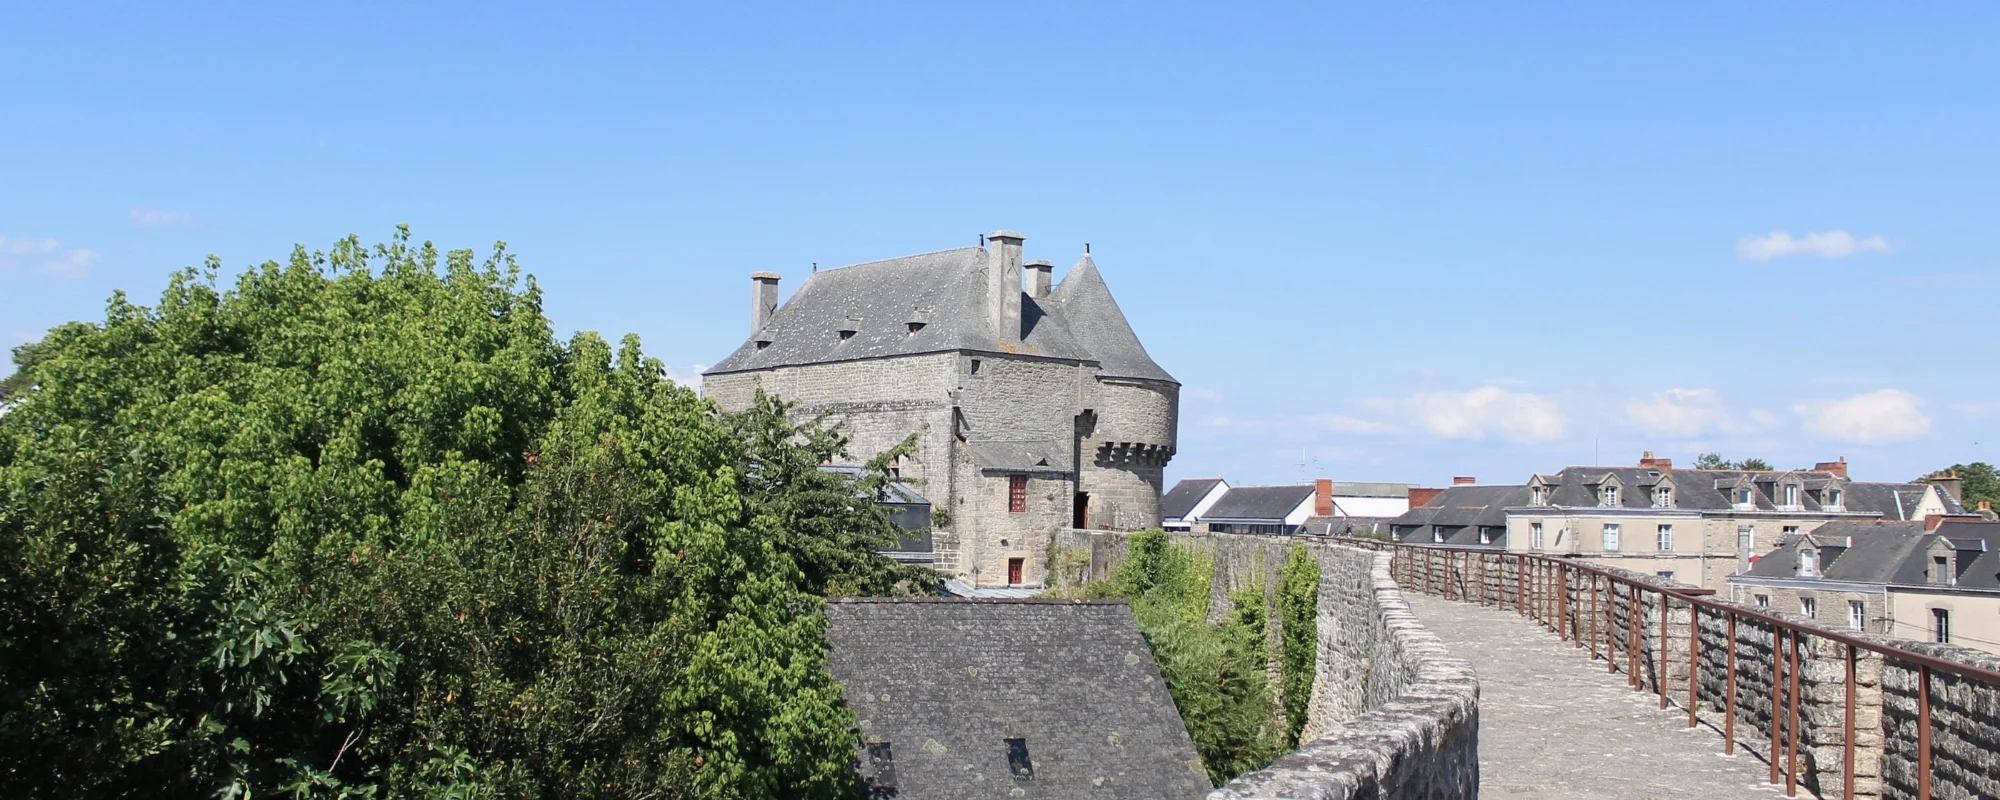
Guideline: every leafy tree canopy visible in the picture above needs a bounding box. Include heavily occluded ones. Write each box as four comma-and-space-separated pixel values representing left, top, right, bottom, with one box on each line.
1918, 462, 2000, 510
1693, 453, 1774, 471
0, 229, 931, 798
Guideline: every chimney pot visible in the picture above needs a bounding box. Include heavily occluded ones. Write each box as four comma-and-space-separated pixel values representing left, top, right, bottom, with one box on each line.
751, 272, 780, 335
1453, 476, 1476, 485
986, 231, 1025, 342
1025, 259, 1054, 299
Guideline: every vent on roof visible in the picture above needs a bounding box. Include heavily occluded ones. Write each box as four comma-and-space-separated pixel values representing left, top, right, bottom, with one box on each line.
755, 339, 771, 351
1004, 738, 1034, 780
907, 322, 925, 335
838, 329, 856, 341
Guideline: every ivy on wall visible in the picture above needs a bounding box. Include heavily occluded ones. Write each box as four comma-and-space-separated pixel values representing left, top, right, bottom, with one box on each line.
1276, 545, 1320, 745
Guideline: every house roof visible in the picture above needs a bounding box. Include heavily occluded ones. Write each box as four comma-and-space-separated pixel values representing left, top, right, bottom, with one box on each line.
824, 598, 1209, 799
818, 465, 930, 506
1201, 484, 1315, 522
1740, 520, 2000, 590
967, 439, 1074, 473
1524, 465, 1958, 517
1388, 484, 1528, 545
708, 246, 1176, 386
1160, 478, 1226, 521
1330, 481, 1411, 498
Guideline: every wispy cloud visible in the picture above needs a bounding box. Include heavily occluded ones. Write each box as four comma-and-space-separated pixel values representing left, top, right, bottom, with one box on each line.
664, 363, 708, 389
1795, 389, 1931, 444
129, 207, 196, 228
1309, 414, 1399, 435
1737, 229, 1891, 261
0, 234, 99, 278
1407, 386, 1565, 444
1625, 388, 1773, 438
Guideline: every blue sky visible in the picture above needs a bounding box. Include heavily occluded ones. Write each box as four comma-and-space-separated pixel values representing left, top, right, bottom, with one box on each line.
5, 3, 1997, 488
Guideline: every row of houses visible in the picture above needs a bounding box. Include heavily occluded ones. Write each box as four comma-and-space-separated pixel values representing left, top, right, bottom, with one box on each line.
1160, 478, 1414, 536
1384, 452, 2000, 653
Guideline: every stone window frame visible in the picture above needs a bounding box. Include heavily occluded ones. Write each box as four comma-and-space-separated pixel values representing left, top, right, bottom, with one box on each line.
1600, 483, 1620, 507
1933, 607, 1952, 643
1800, 596, 1817, 618
1848, 600, 1865, 630
1653, 485, 1674, 508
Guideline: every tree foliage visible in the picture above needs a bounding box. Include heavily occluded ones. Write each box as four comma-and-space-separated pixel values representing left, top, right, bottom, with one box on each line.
1919, 462, 2000, 510
1088, 531, 1283, 785
1275, 545, 1319, 746
1694, 453, 1773, 471
0, 229, 929, 798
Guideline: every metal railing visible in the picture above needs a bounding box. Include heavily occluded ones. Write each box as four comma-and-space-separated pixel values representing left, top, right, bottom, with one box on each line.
1330, 537, 2000, 800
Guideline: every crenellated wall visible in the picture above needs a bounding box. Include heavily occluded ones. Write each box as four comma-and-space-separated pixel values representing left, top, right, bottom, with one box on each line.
1053, 530, 1480, 799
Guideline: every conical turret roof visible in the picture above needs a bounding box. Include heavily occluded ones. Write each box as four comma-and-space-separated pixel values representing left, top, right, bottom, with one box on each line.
1050, 253, 1177, 384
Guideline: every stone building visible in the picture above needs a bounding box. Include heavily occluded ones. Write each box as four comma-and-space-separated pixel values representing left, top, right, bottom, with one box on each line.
703, 232, 1177, 587
823, 598, 1210, 799
1729, 518, 2000, 654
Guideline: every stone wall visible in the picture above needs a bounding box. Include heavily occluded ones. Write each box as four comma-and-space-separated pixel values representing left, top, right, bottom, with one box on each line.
1053, 530, 1480, 799
1384, 543, 2000, 800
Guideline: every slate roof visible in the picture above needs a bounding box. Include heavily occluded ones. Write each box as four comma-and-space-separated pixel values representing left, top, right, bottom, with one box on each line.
968, 440, 1073, 473
824, 598, 1209, 799
1741, 520, 2000, 590
1160, 478, 1225, 521
1201, 484, 1315, 522
708, 247, 1176, 385
1388, 485, 1529, 546
1525, 466, 1959, 517
1331, 481, 1411, 498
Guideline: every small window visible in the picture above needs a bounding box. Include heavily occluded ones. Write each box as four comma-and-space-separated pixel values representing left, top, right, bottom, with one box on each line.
1801, 597, 1817, 618
1932, 555, 1951, 585
1799, 549, 1817, 578
1531, 486, 1546, 506
1433, 528, 1445, 543
754, 339, 771, 350
1783, 484, 1800, 507
862, 742, 898, 791
1657, 524, 1673, 552
970, 358, 982, 376
1008, 475, 1027, 513
1478, 527, 1493, 545
907, 322, 925, 335
1828, 489, 1844, 509
1933, 608, 1951, 643
1602, 523, 1620, 552
1602, 486, 1620, 507
1756, 594, 1771, 608
838, 329, 856, 341
1738, 487, 1754, 505
1783, 525, 1799, 537
1654, 487, 1672, 508
1530, 522, 1544, 550
1004, 737, 1034, 780
1848, 600, 1865, 630
1656, 571, 1675, 580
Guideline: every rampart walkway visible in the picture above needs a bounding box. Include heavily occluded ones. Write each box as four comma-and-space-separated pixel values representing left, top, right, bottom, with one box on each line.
1405, 593, 1776, 799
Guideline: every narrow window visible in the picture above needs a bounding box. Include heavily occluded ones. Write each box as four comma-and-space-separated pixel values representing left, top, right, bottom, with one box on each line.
1007, 557, 1024, 585
1602, 523, 1620, 552
1655, 487, 1672, 508
1657, 524, 1673, 552
1738, 487, 1753, 506
1004, 737, 1034, 780
1784, 484, 1800, 507
1531, 486, 1545, 506
838, 329, 856, 341
1478, 527, 1493, 545
1433, 528, 1445, 543
1798, 549, 1817, 578
1756, 594, 1770, 608
1932, 555, 1950, 585
1656, 571, 1675, 580
970, 358, 982, 376
1933, 608, 1951, 643
1602, 486, 1619, 506
1530, 522, 1544, 550
1800, 597, 1817, 618
1008, 475, 1028, 513
1848, 600, 1865, 631
1828, 488, 1843, 509
906, 322, 925, 335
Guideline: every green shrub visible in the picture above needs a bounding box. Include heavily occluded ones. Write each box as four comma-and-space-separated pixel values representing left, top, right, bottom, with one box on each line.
1276, 545, 1320, 744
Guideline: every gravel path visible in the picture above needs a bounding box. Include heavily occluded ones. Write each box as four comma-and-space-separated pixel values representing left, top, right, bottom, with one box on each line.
1404, 593, 1794, 799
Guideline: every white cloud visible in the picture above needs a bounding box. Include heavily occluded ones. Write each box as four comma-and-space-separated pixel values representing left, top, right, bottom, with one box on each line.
1737, 230, 1891, 261
0, 234, 97, 278
130, 208, 195, 228
664, 363, 708, 389
1625, 388, 1772, 437
1309, 414, 1399, 435
1407, 386, 1565, 443
1795, 389, 1931, 444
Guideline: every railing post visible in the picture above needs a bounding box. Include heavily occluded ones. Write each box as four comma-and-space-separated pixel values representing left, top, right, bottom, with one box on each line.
1725, 612, 1737, 755
1516, 554, 1525, 616
1844, 644, 1855, 800
1786, 629, 1800, 797
1688, 600, 1700, 727
1628, 585, 1641, 688
1771, 628, 1784, 786
1659, 591, 1670, 709
1918, 663, 1932, 800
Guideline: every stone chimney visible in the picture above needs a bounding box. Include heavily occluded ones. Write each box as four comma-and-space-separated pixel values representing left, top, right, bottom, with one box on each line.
1453, 476, 1476, 486
751, 272, 780, 334
1315, 479, 1333, 516
1980, 501, 1996, 522
1930, 470, 1964, 504
1025, 259, 1054, 299
986, 231, 1025, 342
1813, 457, 1849, 478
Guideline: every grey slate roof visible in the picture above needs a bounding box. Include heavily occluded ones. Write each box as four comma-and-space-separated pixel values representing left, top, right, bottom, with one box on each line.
1201, 484, 1315, 522
1388, 485, 1528, 546
968, 439, 1073, 473
1331, 481, 1411, 498
1047, 254, 1176, 383
1525, 465, 1956, 517
708, 246, 1177, 386
1741, 520, 2000, 590
824, 598, 1209, 800
1160, 478, 1225, 521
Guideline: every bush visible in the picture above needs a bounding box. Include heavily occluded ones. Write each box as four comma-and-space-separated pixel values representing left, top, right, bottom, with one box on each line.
1276, 545, 1320, 744
0, 230, 927, 798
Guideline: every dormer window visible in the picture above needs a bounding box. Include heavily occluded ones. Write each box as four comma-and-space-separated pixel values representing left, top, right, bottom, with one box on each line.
906, 322, 925, 335
1530, 486, 1546, 506
1827, 488, 1843, 510
1782, 484, 1800, 508
1600, 485, 1619, 507
1798, 548, 1818, 578
1737, 487, 1754, 506
838, 329, 856, 341
755, 339, 771, 351
1931, 555, 1951, 585
1654, 487, 1672, 508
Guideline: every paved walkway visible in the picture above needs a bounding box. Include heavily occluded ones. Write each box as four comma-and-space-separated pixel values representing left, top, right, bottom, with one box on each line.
1405, 594, 1786, 799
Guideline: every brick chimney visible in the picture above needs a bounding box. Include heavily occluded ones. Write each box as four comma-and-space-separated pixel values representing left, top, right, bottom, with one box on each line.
986, 231, 1025, 342
1813, 457, 1849, 478
751, 272, 780, 334
1638, 451, 1673, 470
1408, 487, 1443, 508
1453, 476, 1476, 486
1025, 259, 1054, 299
1315, 479, 1333, 516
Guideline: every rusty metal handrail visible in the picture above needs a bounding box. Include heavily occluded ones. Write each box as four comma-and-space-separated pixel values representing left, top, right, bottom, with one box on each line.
1327, 536, 2000, 800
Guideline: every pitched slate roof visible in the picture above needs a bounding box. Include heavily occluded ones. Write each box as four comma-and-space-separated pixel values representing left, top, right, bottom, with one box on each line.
1160, 478, 1225, 521
708, 246, 1176, 386
1388, 485, 1528, 545
824, 598, 1210, 800
1201, 484, 1315, 522
1526, 465, 1956, 517
1330, 481, 1411, 498
1741, 520, 2000, 590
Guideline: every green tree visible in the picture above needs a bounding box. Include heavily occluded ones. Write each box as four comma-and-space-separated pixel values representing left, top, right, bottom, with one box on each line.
0, 229, 916, 799
1919, 463, 2000, 509
1694, 453, 1773, 471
